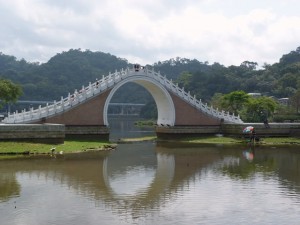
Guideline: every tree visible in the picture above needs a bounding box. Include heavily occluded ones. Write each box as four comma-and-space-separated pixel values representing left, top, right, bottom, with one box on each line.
210, 93, 224, 109
240, 61, 258, 70
0, 79, 22, 108
221, 91, 250, 115
242, 97, 278, 122
290, 90, 300, 113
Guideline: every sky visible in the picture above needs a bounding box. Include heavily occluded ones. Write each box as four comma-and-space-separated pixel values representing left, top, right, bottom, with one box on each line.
0, 0, 300, 67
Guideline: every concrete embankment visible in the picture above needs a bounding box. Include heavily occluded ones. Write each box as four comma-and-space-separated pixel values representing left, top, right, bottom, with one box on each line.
2, 122, 300, 143
221, 123, 300, 137
156, 123, 300, 139
0, 124, 110, 143
0, 123, 65, 143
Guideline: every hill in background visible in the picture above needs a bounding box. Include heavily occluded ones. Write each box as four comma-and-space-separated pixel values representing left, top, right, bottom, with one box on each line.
0, 47, 300, 107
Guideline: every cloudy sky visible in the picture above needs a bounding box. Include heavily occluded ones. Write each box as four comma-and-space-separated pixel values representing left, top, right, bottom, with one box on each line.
1, 0, 300, 67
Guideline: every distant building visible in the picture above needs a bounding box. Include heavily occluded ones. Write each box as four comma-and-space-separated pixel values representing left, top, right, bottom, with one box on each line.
248, 93, 262, 98
278, 98, 289, 106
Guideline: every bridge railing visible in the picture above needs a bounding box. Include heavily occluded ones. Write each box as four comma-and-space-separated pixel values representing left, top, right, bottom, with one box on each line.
3, 68, 132, 123
3, 67, 242, 124
135, 67, 242, 124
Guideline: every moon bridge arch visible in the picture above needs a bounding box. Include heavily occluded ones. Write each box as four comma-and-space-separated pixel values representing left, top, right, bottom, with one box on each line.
103, 75, 176, 126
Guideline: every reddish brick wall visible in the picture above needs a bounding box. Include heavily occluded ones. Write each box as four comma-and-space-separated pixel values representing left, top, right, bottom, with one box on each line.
42, 90, 111, 125
35, 88, 221, 127
170, 92, 222, 126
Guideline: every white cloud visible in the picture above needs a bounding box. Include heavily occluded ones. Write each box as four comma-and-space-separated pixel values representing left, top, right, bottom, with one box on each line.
0, 0, 300, 66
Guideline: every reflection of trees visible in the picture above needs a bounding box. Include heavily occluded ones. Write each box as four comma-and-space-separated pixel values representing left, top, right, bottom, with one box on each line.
0, 174, 20, 202
2, 143, 300, 220
220, 147, 277, 179
220, 157, 276, 180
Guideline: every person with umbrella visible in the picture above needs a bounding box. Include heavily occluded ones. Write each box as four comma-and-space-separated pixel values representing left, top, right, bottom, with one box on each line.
243, 126, 257, 143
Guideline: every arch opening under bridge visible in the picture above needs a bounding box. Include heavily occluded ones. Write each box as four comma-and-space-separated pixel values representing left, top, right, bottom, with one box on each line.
104, 75, 175, 126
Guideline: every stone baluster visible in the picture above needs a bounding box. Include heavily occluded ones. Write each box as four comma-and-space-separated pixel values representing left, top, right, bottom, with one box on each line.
67, 93, 71, 105
88, 82, 92, 96
38, 105, 41, 117
81, 85, 86, 99
30, 107, 33, 119
193, 95, 196, 104
22, 109, 25, 121
163, 75, 167, 85
52, 100, 56, 113
46, 103, 49, 116
102, 75, 105, 88
60, 96, 64, 110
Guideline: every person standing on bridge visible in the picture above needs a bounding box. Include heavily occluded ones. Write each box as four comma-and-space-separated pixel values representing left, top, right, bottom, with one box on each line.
134, 64, 140, 72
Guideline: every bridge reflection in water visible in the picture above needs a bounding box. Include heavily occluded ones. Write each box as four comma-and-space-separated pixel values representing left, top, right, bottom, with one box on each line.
1, 143, 300, 224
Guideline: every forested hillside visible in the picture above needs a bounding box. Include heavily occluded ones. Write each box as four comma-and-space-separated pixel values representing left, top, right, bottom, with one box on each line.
156, 47, 300, 102
0, 47, 300, 105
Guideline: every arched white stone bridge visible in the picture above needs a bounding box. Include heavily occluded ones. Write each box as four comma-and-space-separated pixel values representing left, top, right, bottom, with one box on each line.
3, 66, 243, 138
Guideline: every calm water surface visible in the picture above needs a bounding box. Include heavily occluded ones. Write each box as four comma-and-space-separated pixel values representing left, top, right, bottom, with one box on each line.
1, 119, 300, 225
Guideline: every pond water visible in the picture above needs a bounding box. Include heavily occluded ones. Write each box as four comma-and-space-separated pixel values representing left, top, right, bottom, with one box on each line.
1, 118, 300, 225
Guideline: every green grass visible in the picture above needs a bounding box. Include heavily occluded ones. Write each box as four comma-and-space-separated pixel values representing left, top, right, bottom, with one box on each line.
134, 120, 156, 127
1, 136, 299, 158
182, 136, 300, 145
184, 136, 244, 144
259, 137, 300, 145
119, 136, 157, 142
0, 139, 114, 155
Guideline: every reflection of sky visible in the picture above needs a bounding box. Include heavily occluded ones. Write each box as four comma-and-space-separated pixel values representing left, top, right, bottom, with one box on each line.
109, 166, 155, 196
146, 171, 300, 225
2, 170, 300, 225
2, 145, 300, 225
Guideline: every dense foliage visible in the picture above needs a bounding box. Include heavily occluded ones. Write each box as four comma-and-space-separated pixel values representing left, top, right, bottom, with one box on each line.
175, 48, 300, 102
0, 78, 22, 108
0, 47, 300, 120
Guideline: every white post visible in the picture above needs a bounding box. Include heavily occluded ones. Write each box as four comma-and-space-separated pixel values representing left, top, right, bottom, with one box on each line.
68, 93, 71, 105
88, 82, 92, 95
22, 109, 25, 121
52, 100, 56, 113
60, 96, 64, 111
30, 107, 33, 119
46, 103, 49, 115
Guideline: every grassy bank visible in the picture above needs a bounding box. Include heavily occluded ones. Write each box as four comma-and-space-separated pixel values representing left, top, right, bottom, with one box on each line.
0, 138, 115, 155
119, 135, 300, 145
1, 136, 299, 157
183, 136, 300, 145
118, 136, 157, 143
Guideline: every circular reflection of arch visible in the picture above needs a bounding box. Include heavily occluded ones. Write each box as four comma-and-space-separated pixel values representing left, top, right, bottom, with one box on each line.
103, 75, 176, 126
102, 152, 175, 208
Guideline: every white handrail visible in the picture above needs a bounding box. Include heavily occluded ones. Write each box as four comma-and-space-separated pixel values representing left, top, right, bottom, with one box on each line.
3, 67, 243, 124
